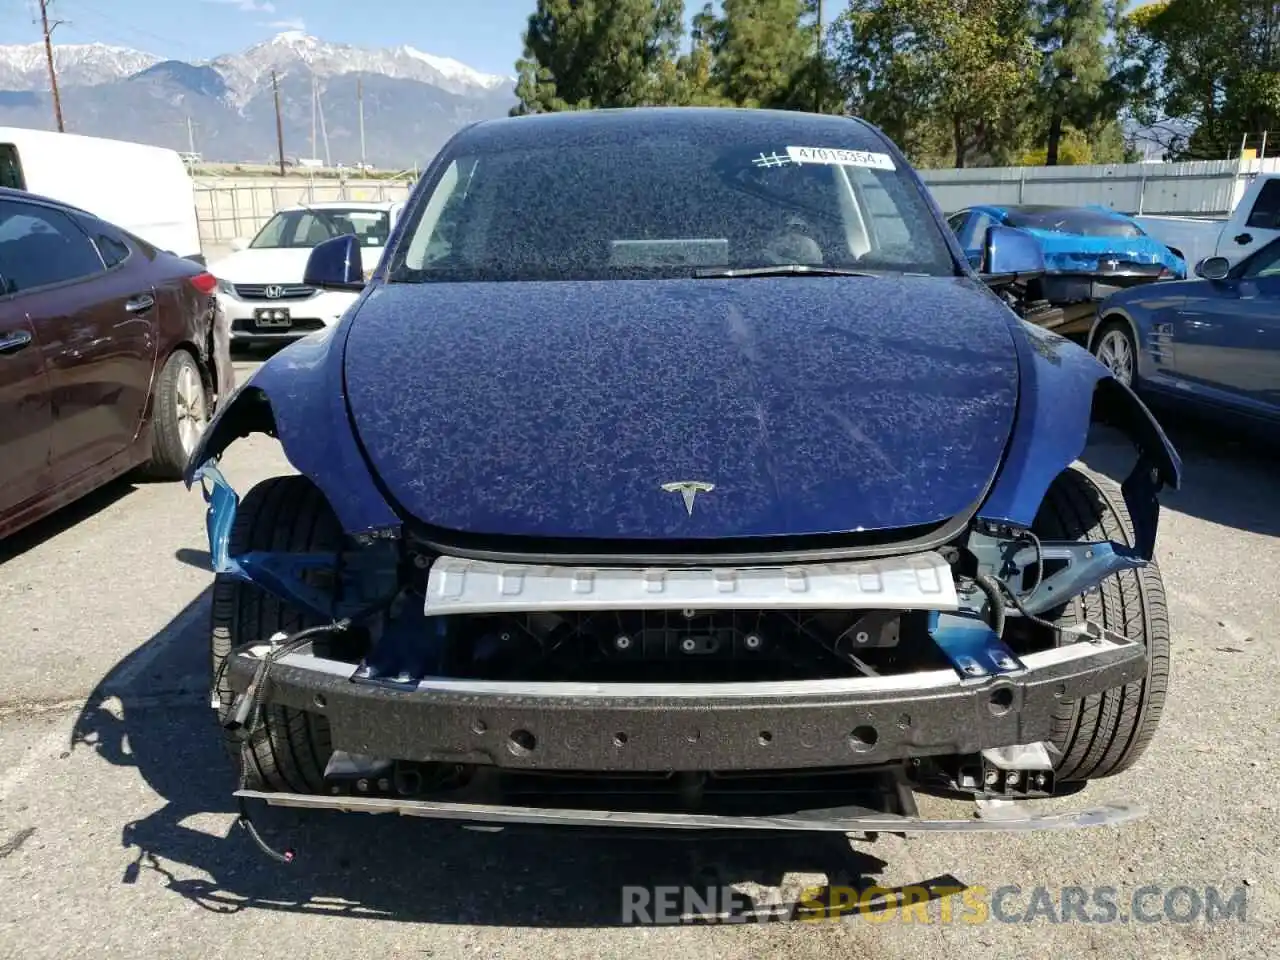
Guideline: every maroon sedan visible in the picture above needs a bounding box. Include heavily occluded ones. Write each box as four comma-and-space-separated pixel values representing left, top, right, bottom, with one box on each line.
0, 186, 233, 540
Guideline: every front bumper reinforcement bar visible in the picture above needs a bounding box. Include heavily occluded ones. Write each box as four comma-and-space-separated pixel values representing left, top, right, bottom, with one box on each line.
224, 631, 1145, 773
234, 790, 1145, 833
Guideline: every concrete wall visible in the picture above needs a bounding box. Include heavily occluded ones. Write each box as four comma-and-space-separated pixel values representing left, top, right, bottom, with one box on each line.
193, 175, 415, 244
918, 157, 1280, 218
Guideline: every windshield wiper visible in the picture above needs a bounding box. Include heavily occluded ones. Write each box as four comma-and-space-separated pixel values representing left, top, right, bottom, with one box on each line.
692, 264, 884, 279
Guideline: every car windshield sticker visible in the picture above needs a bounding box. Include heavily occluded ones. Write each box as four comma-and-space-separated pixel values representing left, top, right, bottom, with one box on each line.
750, 146, 897, 170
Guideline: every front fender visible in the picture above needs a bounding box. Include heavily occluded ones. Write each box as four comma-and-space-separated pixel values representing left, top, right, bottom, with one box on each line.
977, 322, 1181, 559
183, 319, 401, 536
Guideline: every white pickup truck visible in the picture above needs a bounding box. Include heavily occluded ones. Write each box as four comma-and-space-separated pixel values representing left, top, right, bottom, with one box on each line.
1135, 171, 1280, 270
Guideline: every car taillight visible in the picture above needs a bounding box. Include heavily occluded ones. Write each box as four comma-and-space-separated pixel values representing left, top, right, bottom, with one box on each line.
189, 272, 217, 295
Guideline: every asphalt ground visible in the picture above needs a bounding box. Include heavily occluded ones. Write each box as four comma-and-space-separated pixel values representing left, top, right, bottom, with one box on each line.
0, 357, 1277, 958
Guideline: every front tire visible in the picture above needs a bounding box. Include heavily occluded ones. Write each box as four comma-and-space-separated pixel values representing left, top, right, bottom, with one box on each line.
211, 476, 341, 792
1032, 465, 1171, 782
1092, 319, 1137, 388
144, 349, 208, 479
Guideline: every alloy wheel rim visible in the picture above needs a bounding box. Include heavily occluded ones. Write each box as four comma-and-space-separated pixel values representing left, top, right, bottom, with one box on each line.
1097, 330, 1134, 386
175, 363, 208, 455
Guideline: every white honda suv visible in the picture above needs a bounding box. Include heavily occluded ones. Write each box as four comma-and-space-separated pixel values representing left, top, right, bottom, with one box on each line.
209, 200, 401, 347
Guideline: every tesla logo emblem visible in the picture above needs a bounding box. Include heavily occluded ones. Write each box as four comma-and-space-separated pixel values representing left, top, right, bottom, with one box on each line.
264, 285, 284, 299
1103, 259, 1119, 271
661, 480, 715, 516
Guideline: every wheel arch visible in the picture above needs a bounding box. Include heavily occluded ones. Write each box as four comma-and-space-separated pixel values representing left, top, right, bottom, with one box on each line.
977, 321, 1181, 560
183, 326, 401, 536
139, 340, 203, 438
1087, 306, 1140, 355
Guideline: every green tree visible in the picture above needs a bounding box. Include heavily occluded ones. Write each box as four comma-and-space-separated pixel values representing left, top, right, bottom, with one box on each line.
699, 0, 820, 109
1033, 0, 1113, 165
1115, 0, 1280, 160
512, 0, 688, 115
831, 0, 1038, 168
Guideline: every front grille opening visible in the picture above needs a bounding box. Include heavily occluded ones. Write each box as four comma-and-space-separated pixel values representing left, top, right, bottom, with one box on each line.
431, 608, 948, 682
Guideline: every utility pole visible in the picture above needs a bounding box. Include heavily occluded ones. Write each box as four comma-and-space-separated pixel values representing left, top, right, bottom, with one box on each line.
37, 0, 65, 131
310, 74, 317, 162
186, 115, 197, 155
813, 0, 823, 114
357, 77, 366, 168
271, 69, 286, 175
317, 82, 331, 167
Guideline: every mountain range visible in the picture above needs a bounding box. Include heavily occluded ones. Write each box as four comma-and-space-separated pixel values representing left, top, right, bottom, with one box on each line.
0, 33, 518, 169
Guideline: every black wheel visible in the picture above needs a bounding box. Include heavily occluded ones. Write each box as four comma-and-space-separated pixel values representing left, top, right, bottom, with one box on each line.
143, 349, 208, 479
1032, 465, 1171, 782
211, 475, 342, 792
1091, 318, 1137, 388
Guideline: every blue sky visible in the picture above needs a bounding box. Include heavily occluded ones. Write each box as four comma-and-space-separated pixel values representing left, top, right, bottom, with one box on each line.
2, 0, 1158, 78
0, 0, 542, 75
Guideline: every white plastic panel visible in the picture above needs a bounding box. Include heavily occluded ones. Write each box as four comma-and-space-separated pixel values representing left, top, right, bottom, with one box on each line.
423, 552, 958, 617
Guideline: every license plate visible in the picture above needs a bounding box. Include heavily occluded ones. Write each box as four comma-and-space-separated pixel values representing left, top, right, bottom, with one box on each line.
254, 307, 292, 329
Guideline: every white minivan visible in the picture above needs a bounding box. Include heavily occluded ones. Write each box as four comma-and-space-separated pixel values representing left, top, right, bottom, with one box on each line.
0, 126, 204, 263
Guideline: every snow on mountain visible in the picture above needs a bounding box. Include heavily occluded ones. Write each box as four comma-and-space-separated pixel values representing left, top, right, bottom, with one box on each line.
208, 32, 513, 108
0, 33, 512, 106
0, 42, 161, 89
0, 33, 516, 167
400, 47, 510, 91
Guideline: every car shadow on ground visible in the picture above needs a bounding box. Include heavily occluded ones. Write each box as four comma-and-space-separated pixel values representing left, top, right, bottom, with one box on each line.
71, 591, 963, 927
0, 479, 137, 564
174, 548, 212, 571
1080, 415, 1279, 538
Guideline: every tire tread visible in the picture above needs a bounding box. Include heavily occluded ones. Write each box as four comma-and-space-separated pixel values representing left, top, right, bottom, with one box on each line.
210, 475, 341, 792
1034, 465, 1170, 782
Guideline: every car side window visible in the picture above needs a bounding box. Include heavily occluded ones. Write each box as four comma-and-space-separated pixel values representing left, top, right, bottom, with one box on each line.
946, 212, 969, 234
1245, 180, 1280, 230
1241, 241, 1280, 279
0, 144, 24, 190
0, 199, 105, 295
77, 216, 132, 269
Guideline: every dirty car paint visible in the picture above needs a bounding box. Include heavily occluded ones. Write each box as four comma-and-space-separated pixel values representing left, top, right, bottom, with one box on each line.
342, 274, 1021, 541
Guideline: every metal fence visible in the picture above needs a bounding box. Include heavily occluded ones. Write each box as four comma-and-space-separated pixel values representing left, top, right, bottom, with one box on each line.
193, 176, 416, 244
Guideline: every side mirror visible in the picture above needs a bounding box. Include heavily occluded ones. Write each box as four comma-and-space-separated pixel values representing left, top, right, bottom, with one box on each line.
303, 235, 365, 291
1195, 256, 1231, 281
979, 225, 1045, 286
228, 237, 249, 253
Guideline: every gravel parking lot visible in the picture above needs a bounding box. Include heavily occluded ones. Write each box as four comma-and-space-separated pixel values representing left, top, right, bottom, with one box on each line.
0, 357, 1276, 958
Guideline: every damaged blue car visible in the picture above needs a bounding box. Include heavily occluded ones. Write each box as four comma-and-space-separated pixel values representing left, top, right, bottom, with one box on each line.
186, 107, 1180, 850
948, 204, 1188, 338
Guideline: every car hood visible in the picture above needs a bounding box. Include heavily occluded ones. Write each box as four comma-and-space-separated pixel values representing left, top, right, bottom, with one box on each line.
342, 276, 1021, 542
208, 246, 385, 284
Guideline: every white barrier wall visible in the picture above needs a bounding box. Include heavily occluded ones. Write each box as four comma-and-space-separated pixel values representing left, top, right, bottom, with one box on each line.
917, 157, 1280, 217
194, 176, 415, 244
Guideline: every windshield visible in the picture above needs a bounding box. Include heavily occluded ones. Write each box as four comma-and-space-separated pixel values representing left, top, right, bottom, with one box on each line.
250, 207, 391, 250
388, 122, 958, 282
1004, 207, 1145, 239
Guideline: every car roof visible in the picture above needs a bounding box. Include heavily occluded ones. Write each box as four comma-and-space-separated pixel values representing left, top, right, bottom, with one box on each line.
460, 106, 887, 151
1002, 203, 1130, 219
279, 200, 396, 212
0, 185, 93, 218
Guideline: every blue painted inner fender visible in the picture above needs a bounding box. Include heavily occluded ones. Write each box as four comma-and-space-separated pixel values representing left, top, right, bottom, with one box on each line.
343, 275, 1022, 541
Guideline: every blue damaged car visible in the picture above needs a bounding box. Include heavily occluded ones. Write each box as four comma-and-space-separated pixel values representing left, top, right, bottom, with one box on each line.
185, 107, 1180, 851
948, 204, 1187, 338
